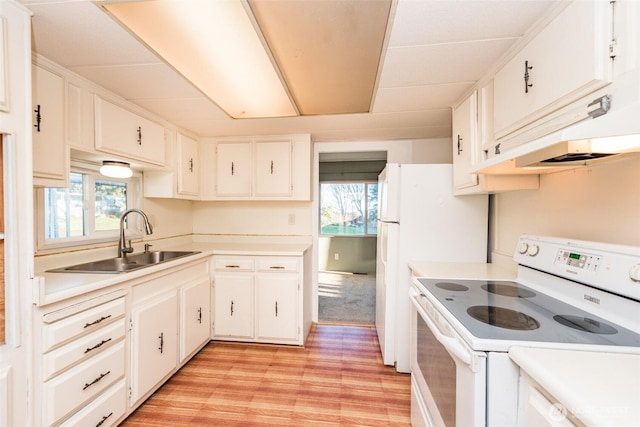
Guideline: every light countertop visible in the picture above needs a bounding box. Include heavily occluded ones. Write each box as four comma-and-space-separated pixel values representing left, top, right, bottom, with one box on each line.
510, 346, 640, 427
34, 241, 311, 307
408, 260, 517, 280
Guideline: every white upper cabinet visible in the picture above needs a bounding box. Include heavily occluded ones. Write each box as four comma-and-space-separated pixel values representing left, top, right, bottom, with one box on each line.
452, 91, 479, 191
176, 133, 200, 197
203, 134, 311, 201
254, 140, 292, 197
94, 95, 166, 166
215, 141, 252, 197
32, 64, 68, 187
493, 0, 612, 141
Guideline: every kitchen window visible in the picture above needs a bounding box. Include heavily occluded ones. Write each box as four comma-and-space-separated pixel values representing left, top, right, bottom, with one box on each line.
320, 182, 378, 236
35, 163, 141, 251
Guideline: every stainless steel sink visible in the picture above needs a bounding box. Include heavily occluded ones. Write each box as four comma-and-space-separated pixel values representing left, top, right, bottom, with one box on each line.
48, 251, 200, 274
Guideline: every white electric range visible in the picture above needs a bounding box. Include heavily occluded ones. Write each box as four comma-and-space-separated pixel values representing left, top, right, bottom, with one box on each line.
409, 234, 640, 427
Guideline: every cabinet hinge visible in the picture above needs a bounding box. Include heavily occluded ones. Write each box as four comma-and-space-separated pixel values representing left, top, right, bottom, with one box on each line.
128, 318, 133, 332
128, 386, 132, 400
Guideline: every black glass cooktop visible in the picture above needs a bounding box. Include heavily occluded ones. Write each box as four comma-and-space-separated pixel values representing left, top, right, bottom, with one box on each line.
416, 278, 640, 347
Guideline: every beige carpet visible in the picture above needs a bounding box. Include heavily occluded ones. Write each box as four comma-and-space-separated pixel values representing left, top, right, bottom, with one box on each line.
318, 271, 375, 325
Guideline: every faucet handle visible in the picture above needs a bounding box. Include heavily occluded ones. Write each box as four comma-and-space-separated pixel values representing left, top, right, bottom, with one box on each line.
144, 243, 153, 253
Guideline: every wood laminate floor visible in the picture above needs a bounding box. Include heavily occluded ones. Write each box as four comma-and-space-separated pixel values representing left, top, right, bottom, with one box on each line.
121, 324, 411, 426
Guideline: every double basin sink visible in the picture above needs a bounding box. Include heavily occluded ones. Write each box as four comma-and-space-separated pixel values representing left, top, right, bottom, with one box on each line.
48, 251, 201, 274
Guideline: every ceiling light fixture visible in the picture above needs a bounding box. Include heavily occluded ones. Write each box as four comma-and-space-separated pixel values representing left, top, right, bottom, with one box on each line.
103, 0, 298, 119
100, 161, 133, 179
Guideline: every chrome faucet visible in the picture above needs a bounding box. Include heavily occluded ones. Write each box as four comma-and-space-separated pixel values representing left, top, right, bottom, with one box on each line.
118, 209, 153, 258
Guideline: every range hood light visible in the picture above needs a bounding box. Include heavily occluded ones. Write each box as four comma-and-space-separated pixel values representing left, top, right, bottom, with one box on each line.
590, 134, 640, 153
100, 161, 133, 179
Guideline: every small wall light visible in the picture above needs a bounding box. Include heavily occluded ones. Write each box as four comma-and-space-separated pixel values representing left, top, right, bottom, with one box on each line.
100, 160, 133, 178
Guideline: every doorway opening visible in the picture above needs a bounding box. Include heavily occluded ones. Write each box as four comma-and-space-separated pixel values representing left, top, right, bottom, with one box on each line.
317, 151, 386, 325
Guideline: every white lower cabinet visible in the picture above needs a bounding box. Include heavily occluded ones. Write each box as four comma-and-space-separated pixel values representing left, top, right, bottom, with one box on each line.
36, 291, 127, 426
129, 260, 210, 407
213, 255, 305, 345
180, 279, 211, 363
130, 291, 178, 405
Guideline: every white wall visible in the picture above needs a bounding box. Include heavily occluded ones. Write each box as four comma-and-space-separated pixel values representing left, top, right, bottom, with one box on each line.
411, 138, 452, 164
491, 155, 640, 263
142, 197, 194, 239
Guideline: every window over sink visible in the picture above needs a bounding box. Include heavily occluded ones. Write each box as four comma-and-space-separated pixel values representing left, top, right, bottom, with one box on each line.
35, 161, 141, 252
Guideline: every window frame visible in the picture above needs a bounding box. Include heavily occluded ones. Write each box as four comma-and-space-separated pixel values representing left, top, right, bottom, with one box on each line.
35, 161, 142, 253
319, 180, 378, 237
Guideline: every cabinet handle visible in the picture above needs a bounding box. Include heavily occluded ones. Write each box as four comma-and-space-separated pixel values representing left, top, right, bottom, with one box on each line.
158, 332, 164, 354
523, 60, 533, 93
34, 104, 42, 132
225, 264, 240, 268
82, 370, 111, 390
197, 307, 202, 324
230, 300, 234, 316
231, 162, 235, 176
189, 157, 194, 172
84, 314, 112, 329
270, 266, 285, 270
494, 143, 501, 155
270, 160, 274, 175
275, 301, 278, 317
96, 412, 113, 427
456, 135, 463, 155
84, 337, 112, 354
137, 126, 142, 145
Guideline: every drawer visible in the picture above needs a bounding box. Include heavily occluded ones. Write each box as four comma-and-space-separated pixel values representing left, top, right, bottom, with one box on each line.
214, 258, 254, 271
43, 341, 125, 426
256, 258, 298, 272
42, 298, 125, 352
58, 379, 126, 427
42, 320, 126, 381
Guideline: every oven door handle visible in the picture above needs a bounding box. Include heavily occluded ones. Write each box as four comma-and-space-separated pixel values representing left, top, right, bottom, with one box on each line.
410, 290, 473, 367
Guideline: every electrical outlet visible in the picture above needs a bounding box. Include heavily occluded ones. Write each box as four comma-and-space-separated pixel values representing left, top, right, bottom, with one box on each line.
334, 253, 339, 261
288, 214, 296, 225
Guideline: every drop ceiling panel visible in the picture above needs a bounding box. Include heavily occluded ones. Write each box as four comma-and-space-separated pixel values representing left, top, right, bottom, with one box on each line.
389, 0, 559, 46
27, 2, 160, 67
373, 83, 473, 113
69, 63, 204, 101
249, 0, 391, 115
379, 38, 518, 88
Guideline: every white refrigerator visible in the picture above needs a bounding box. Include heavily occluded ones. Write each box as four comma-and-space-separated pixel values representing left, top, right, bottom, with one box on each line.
376, 163, 488, 373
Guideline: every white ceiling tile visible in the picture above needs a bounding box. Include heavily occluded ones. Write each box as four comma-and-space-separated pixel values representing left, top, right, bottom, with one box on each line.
378, 38, 517, 87
389, 0, 558, 46
133, 97, 229, 123
373, 83, 473, 113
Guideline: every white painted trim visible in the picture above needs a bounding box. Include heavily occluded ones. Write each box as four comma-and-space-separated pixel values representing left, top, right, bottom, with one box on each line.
0, 365, 11, 427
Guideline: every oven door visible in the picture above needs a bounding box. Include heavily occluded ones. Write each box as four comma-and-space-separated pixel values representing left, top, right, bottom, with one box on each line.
409, 284, 487, 427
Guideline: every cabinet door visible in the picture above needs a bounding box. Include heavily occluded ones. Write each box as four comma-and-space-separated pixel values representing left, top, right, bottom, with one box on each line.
452, 92, 479, 190
94, 96, 166, 166
215, 141, 252, 196
254, 140, 292, 197
32, 65, 67, 186
493, 1, 612, 139
180, 279, 210, 363
213, 275, 253, 338
255, 275, 298, 341
130, 291, 178, 404
177, 133, 200, 197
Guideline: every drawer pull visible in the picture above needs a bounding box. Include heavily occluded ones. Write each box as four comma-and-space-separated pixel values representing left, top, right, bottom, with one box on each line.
82, 370, 111, 390
158, 332, 164, 354
84, 338, 112, 354
270, 266, 285, 270
230, 301, 234, 316
96, 412, 113, 427
275, 301, 278, 317
84, 314, 112, 329
225, 264, 240, 268
197, 307, 202, 324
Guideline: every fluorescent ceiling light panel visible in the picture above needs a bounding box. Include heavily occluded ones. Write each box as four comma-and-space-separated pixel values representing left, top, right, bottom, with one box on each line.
104, 0, 297, 119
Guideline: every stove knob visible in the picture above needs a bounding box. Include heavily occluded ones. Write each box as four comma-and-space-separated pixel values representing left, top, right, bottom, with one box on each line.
630, 264, 640, 283
518, 243, 529, 254
527, 244, 540, 257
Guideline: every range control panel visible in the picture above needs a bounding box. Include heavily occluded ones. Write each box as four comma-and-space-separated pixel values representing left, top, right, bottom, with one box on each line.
555, 249, 601, 272
514, 234, 640, 301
